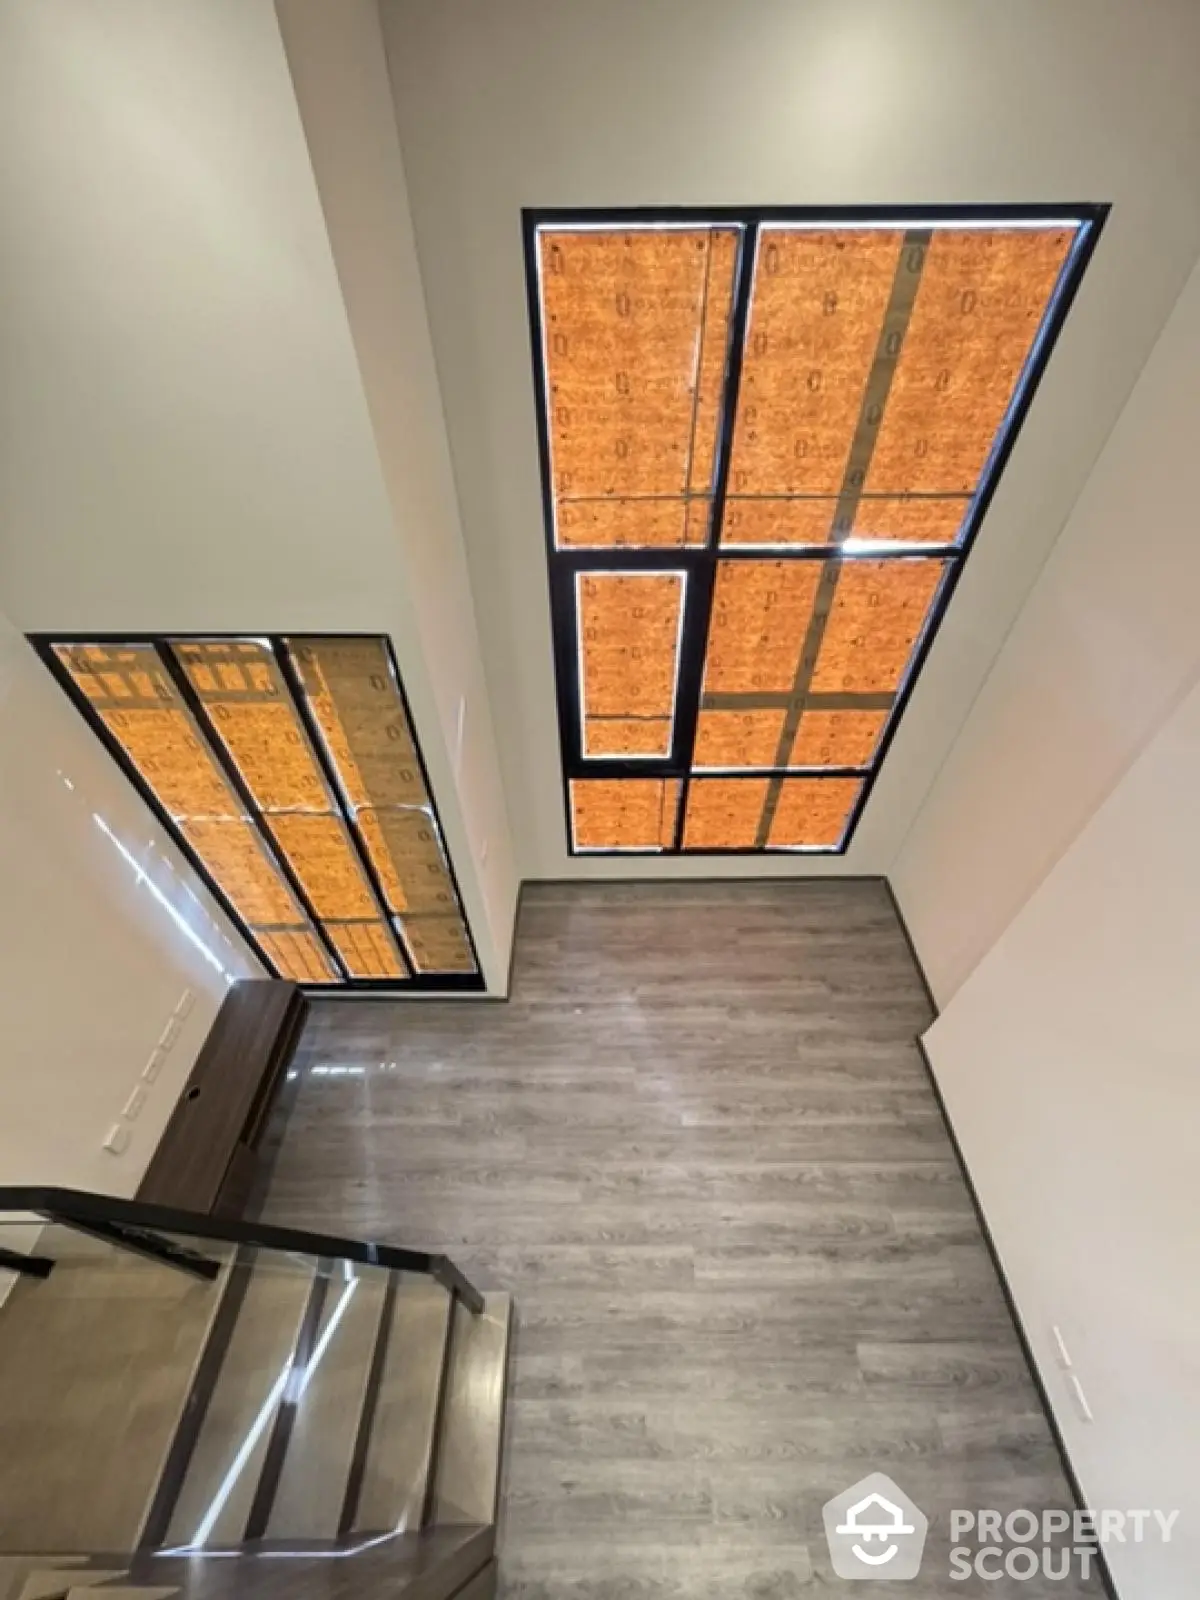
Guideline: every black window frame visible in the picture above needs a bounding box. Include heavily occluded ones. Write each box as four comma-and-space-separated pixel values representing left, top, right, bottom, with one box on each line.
33, 632, 485, 993
524, 202, 1107, 856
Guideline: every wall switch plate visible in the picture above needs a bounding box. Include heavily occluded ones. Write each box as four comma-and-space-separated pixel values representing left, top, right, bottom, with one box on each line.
174, 988, 196, 1019
103, 1123, 130, 1155
158, 1016, 181, 1050
142, 1049, 166, 1084
123, 1085, 148, 1121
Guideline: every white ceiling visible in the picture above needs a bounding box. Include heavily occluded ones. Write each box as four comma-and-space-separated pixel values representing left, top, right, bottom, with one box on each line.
381, 0, 1200, 879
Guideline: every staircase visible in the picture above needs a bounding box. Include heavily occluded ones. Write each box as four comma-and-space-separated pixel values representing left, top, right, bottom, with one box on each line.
0, 1192, 510, 1600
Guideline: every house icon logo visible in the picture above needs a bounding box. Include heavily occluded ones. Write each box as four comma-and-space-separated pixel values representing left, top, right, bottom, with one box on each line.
822, 1473, 928, 1580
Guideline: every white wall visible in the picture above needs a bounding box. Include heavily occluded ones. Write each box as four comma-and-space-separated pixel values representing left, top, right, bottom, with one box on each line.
893, 254, 1200, 1003
0, 0, 517, 987
274, 0, 517, 987
923, 674, 1200, 1599
0, 611, 257, 1196
382, 0, 1200, 879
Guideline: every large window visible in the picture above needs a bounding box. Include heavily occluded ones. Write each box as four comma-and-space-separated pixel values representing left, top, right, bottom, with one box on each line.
39, 635, 481, 990
526, 206, 1104, 853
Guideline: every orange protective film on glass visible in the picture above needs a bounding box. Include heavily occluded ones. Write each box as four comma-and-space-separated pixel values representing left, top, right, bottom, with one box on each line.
702, 561, 823, 695
287, 637, 477, 975
173, 641, 403, 980
52, 642, 336, 983
682, 778, 770, 850
571, 780, 679, 851
810, 560, 948, 695
767, 778, 863, 849
728, 230, 902, 501
683, 775, 862, 849
532, 209, 1095, 851
863, 229, 1074, 498
693, 709, 787, 769
790, 711, 888, 769
578, 571, 684, 757
722, 226, 1073, 548
539, 227, 739, 548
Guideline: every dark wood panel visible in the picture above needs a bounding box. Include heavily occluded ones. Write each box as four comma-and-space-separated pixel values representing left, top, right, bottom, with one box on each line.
138, 979, 308, 1216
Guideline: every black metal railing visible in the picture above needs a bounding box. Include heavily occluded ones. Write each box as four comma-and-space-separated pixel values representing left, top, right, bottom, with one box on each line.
0, 1185, 484, 1313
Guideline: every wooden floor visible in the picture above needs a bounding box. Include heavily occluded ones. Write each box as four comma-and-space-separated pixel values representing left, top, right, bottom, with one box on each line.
261, 882, 1099, 1598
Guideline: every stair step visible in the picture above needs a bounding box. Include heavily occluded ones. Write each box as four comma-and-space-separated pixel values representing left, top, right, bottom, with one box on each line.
17, 1572, 125, 1600
164, 1253, 316, 1548
142, 1527, 493, 1600
350, 1277, 452, 1535
386, 1527, 495, 1600
264, 1265, 391, 1540
64, 1590, 177, 1600
431, 1293, 512, 1527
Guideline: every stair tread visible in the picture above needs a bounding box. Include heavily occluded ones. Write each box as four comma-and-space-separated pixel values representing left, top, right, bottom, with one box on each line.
165, 1255, 315, 1549
352, 1278, 452, 1535
265, 1266, 391, 1540
64, 1590, 177, 1599
139, 1526, 492, 1600
431, 1293, 512, 1527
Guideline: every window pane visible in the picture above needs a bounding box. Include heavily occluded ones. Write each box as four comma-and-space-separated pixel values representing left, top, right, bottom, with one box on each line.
578, 571, 684, 758
53, 643, 336, 982
539, 226, 738, 548
174, 640, 403, 980
810, 560, 947, 695
571, 779, 679, 851
701, 561, 821, 695
693, 709, 787, 769
727, 229, 902, 500
789, 711, 887, 769
863, 228, 1074, 497
767, 777, 862, 848
287, 637, 477, 975
682, 778, 770, 850
533, 212, 1092, 854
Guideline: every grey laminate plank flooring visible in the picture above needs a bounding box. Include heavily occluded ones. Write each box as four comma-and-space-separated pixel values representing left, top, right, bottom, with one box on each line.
260, 881, 1100, 1598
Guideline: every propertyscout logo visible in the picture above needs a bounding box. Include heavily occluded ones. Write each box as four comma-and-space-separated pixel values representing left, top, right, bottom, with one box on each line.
823, 1475, 927, 1579
822, 1474, 1180, 1582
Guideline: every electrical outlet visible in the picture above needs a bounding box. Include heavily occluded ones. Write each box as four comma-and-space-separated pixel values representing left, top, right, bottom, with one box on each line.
124, 1085, 148, 1121
158, 1016, 181, 1050
142, 1048, 166, 1084
103, 1123, 130, 1155
174, 987, 196, 1019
